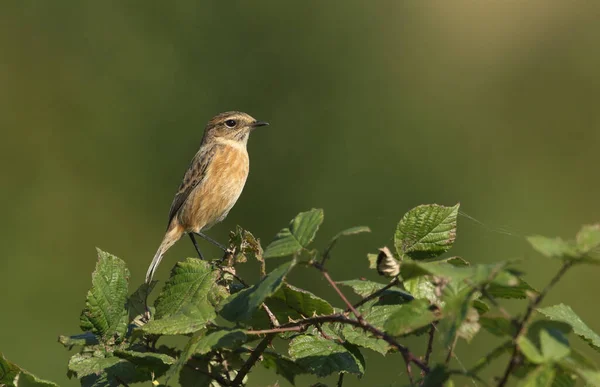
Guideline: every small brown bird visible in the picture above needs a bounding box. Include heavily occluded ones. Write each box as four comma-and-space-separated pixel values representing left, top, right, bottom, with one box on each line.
145, 111, 269, 283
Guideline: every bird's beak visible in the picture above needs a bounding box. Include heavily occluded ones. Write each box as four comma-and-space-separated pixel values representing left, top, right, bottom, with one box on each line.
251, 120, 269, 128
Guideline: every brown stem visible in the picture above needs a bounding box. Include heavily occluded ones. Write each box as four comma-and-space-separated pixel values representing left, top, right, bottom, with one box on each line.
445, 335, 458, 365
314, 263, 364, 322
245, 314, 430, 373
421, 322, 437, 378
402, 351, 415, 385
231, 334, 275, 386
497, 261, 574, 387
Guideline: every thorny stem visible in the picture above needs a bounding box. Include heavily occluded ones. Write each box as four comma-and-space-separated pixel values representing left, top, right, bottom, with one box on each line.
497, 261, 574, 387
245, 314, 430, 373
232, 334, 275, 386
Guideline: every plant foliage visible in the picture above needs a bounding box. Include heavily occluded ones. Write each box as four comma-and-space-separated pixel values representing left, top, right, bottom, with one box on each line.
2, 204, 600, 386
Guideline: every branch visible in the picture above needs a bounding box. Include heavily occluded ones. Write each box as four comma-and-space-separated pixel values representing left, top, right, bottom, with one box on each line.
231, 334, 275, 386
245, 314, 430, 373
497, 260, 574, 387
321, 268, 364, 322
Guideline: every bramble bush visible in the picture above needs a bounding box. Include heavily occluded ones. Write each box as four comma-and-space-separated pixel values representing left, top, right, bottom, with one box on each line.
2, 204, 600, 386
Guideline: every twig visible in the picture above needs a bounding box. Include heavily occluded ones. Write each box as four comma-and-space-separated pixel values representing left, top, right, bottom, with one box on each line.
337, 372, 345, 387
350, 278, 401, 310
445, 335, 458, 365
313, 262, 364, 322
497, 261, 574, 387
231, 334, 275, 386
421, 322, 437, 377
245, 314, 430, 373
402, 351, 415, 385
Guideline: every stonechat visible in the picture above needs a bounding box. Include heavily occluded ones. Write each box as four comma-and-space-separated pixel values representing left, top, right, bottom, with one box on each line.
145, 111, 269, 283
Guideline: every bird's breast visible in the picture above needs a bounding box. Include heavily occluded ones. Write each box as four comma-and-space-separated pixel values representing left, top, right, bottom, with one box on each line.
182, 144, 249, 232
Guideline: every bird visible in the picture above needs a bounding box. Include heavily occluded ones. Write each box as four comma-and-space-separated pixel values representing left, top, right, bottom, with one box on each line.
145, 111, 269, 283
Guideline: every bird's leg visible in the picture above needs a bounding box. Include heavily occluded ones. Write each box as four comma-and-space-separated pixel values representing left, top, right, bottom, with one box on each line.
194, 231, 227, 252
188, 233, 205, 260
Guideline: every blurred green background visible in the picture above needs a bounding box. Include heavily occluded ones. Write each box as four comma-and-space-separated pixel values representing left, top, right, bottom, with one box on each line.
2, 1, 600, 386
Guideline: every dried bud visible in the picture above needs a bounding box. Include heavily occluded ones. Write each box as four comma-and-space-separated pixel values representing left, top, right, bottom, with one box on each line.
376, 247, 400, 278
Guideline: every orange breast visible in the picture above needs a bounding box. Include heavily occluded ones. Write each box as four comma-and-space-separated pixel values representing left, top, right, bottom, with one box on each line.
178, 144, 249, 232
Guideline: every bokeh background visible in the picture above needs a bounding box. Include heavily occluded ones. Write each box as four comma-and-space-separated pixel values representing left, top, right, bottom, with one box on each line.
2, 1, 600, 386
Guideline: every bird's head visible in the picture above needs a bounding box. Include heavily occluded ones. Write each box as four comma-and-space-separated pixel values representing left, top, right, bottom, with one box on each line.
205, 111, 269, 144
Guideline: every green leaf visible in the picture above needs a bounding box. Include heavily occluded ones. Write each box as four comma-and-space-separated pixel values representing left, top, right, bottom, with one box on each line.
480, 317, 516, 337
178, 358, 212, 387
551, 370, 577, 387
138, 311, 209, 335
127, 281, 156, 323
337, 279, 413, 302
288, 334, 365, 377
538, 304, 600, 353
154, 258, 220, 319
114, 350, 175, 375
519, 365, 556, 387
262, 352, 306, 386
422, 365, 450, 387
142, 258, 221, 335
384, 299, 437, 336
165, 329, 247, 385
57, 332, 99, 348
264, 209, 324, 258
1, 353, 59, 387
79, 249, 129, 343
518, 320, 572, 364
338, 324, 390, 355
487, 278, 537, 299
576, 224, 600, 255
250, 283, 334, 327
527, 236, 580, 260
403, 276, 438, 303
219, 259, 296, 321
439, 285, 477, 345
401, 260, 519, 287
190, 329, 247, 356
68, 353, 149, 385
323, 226, 370, 261
394, 203, 459, 260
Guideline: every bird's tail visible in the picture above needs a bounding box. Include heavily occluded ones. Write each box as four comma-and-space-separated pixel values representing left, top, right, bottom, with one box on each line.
146, 225, 184, 283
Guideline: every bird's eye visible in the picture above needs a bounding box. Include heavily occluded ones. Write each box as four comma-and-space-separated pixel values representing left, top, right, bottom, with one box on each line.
225, 119, 237, 128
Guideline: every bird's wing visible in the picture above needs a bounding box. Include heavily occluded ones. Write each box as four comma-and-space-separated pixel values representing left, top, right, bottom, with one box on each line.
166, 144, 215, 228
